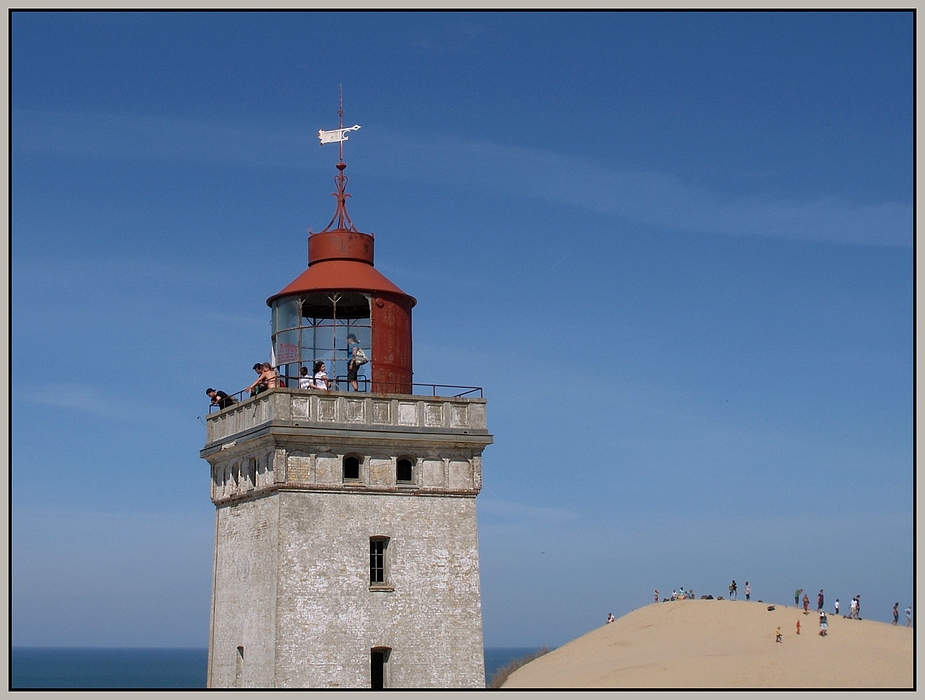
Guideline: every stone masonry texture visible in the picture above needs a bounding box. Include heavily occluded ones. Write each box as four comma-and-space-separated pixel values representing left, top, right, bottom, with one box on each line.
202, 389, 491, 688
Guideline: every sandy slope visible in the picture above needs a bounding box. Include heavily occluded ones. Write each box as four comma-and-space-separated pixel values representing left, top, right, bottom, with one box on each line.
503, 599, 913, 688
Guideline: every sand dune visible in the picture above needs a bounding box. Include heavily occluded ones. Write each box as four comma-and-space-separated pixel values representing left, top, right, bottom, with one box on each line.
503, 599, 913, 688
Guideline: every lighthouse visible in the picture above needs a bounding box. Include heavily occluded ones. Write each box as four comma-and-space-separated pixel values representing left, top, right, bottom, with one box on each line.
200, 109, 492, 688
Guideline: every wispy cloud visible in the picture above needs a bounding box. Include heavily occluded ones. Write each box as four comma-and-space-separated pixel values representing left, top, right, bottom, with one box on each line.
13, 110, 911, 248
13, 109, 316, 170
371, 132, 912, 248
15, 383, 136, 418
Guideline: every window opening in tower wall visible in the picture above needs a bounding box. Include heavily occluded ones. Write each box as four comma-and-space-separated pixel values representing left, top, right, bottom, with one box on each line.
343, 455, 360, 481
370, 538, 387, 584
396, 458, 413, 483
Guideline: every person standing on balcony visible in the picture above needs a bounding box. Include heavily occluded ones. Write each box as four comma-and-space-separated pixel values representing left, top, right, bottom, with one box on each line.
245, 362, 278, 397
311, 360, 331, 390
347, 333, 361, 392
206, 388, 236, 410
299, 366, 313, 389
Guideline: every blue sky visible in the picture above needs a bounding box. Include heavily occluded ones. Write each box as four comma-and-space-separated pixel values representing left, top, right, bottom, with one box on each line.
12, 11, 914, 649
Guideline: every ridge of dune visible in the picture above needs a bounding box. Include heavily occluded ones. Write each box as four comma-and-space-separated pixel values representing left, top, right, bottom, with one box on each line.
503, 599, 913, 688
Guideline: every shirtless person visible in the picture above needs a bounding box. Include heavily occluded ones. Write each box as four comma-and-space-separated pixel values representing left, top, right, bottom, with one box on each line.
245, 362, 278, 396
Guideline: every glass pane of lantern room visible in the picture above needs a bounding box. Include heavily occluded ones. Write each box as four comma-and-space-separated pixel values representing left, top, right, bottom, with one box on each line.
274, 299, 300, 334
309, 324, 335, 368
299, 293, 370, 379
274, 329, 299, 384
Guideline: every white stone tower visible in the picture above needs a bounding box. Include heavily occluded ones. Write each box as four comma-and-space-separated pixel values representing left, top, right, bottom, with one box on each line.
200, 115, 491, 688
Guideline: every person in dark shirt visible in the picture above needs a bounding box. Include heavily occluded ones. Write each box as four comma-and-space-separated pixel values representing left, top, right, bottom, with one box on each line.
206, 388, 236, 410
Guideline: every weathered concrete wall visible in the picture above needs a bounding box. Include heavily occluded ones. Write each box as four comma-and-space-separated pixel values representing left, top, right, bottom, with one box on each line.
206, 389, 488, 445
208, 497, 280, 688
272, 491, 484, 688
203, 388, 491, 688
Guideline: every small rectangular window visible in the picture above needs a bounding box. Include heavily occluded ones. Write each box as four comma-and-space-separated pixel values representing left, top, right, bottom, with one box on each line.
371, 648, 390, 688
234, 646, 244, 688
370, 538, 387, 584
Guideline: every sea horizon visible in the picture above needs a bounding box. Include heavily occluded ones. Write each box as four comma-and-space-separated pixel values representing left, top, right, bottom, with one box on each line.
11, 646, 546, 689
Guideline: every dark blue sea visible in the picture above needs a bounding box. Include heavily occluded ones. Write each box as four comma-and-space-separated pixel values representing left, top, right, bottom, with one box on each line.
11, 647, 545, 689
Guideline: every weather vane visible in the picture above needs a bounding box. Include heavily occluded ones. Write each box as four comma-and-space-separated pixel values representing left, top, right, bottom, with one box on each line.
318, 85, 361, 162
316, 86, 361, 233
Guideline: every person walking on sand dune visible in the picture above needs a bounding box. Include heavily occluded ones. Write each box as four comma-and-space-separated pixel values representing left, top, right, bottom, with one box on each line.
795, 619, 800, 635
803, 593, 810, 614
729, 580, 737, 600
817, 589, 824, 612
654, 589, 659, 604
745, 582, 751, 601
834, 599, 840, 617
893, 603, 899, 625
819, 610, 827, 637
795, 588, 802, 606
906, 606, 912, 627
775, 626, 782, 643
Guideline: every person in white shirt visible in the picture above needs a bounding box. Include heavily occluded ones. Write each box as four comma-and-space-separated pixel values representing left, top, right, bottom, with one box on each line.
299, 366, 312, 389
312, 360, 330, 390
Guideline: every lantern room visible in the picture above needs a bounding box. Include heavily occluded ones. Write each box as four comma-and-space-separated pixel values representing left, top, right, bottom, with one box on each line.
267, 159, 415, 394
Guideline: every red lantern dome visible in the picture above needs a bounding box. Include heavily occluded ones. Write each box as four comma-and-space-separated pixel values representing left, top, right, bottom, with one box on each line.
267, 155, 415, 394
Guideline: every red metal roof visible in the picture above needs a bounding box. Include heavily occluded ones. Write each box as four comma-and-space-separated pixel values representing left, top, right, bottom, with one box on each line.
266, 259, 416, 307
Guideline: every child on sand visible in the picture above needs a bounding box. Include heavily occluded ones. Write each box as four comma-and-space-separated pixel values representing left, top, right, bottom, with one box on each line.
775, 627, 782, 643
796, 619, 800, 635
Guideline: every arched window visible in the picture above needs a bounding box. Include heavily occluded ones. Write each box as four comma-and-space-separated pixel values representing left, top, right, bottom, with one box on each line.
343, 455, 361, 481
396, 458, 413, 483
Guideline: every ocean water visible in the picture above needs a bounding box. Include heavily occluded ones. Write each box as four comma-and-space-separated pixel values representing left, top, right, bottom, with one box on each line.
11, 646, 546, 689
11, 648, 208, 689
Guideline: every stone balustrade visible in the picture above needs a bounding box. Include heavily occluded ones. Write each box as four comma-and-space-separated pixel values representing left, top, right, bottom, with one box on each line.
205, 388, 488, 447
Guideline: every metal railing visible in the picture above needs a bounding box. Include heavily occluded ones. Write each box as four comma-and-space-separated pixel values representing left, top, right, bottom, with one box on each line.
207, 378, 483, 413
